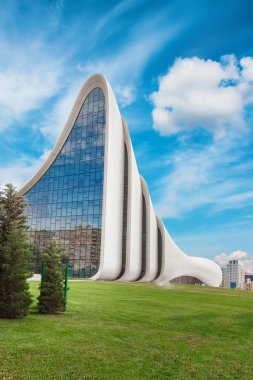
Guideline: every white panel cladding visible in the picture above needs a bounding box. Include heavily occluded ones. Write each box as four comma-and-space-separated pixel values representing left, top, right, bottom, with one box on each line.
155, 220, 222, 287
93, 78, 124, 280
118, 119, 142, 281
139, 177, 158, 282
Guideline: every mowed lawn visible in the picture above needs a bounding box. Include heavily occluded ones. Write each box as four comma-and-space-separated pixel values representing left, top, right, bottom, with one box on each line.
0, 282, 253, 380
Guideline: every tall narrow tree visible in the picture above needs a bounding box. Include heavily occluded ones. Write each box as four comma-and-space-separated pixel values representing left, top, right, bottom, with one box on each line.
38, 240, 66, 314
0, 184, 33, 319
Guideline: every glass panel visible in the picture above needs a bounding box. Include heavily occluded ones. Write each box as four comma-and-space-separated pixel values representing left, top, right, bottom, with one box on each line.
24, 87, 105, 278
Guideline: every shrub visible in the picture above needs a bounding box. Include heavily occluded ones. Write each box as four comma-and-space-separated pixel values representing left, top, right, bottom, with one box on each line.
38, 240, 66, 314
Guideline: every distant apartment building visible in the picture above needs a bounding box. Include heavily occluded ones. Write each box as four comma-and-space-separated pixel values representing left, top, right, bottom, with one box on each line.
222, 260, 245, 289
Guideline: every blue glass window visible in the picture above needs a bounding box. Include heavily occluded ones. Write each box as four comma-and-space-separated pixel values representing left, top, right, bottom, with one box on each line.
24, 87, 105, 278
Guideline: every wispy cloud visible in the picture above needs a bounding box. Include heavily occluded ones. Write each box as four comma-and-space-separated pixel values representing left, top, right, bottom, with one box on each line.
0, 0, 182, 190
38, 81, 82, 142
173, 220, 253, 259
0, 38, 66, 131
0, 0, 182, 140
89, 0, 147, 41
155, 135, 253, 218
77, 12, 181, 107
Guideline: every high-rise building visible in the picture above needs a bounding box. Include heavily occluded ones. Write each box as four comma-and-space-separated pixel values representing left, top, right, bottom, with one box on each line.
223, 260, 245, 289
18, 74, 222, 285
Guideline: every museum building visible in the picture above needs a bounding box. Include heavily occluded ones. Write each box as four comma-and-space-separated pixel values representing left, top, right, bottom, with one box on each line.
18, 74, 222, 286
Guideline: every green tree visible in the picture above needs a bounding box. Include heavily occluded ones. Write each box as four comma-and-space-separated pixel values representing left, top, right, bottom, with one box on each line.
0, 184, 33, 319
38, 240, 66, 314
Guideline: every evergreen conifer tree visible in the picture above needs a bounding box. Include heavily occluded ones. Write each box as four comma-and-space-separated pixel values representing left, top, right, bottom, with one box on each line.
0, 184, 33, 319
38, 240, 66, 314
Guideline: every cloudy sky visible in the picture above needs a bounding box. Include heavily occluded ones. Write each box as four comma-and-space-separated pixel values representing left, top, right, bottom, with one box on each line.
0, 0, 253, 270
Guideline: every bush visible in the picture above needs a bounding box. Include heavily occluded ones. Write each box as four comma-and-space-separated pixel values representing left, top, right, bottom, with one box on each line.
38, 240, 66, 314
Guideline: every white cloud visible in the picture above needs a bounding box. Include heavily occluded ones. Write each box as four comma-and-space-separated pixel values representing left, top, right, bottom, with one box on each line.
0, 40, 64, 131
151, 54, 253, 219
151, 55, 253, 138
214, 250, 253, 273
0, 150, 51, 189
240, 57, 253, 81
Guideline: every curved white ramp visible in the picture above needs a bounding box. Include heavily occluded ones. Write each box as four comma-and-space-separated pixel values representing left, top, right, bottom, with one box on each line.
155, 218, 222, 287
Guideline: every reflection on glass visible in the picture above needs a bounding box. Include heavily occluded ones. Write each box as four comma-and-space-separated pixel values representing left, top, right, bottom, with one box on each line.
24, 88, 105, 278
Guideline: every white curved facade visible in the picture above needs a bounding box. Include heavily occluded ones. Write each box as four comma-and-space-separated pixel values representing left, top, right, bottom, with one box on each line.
18, 74, 222, 287
139, 177, 158, 282
119, 119, 143, 281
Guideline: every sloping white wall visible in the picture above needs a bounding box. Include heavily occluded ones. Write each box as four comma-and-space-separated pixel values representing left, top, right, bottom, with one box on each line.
118, 119, 142, 281
139, 177, 158, 282
92, 77, 124, 280
155, 216, 165, 280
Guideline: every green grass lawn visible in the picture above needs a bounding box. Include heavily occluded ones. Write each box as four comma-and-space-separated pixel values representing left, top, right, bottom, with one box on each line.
0, 282, 253, 380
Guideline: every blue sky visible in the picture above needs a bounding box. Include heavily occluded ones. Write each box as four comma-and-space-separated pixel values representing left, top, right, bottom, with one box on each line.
0, 0, 253, 269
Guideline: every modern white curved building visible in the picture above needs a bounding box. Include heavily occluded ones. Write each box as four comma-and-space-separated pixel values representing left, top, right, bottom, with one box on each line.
18, 74, 222, 286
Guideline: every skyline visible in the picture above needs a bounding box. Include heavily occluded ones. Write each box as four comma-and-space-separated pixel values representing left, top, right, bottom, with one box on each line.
0, 0, 253, 270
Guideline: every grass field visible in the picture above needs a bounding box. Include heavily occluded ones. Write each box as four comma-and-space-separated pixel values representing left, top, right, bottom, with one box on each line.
0, 282, 253, 380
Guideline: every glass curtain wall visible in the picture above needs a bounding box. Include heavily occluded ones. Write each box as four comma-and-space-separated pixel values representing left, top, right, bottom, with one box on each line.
24, 87, 105, 278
